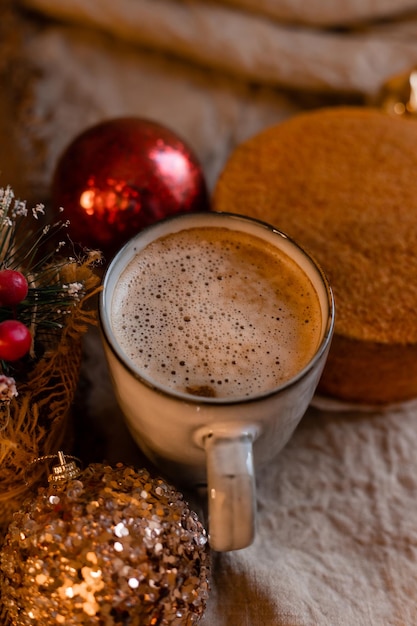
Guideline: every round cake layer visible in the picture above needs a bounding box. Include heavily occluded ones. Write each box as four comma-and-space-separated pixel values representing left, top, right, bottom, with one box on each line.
213, 106, 417, 404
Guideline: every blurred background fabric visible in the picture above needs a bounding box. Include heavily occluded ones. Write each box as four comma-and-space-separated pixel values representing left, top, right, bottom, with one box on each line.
6, 0, 417, 204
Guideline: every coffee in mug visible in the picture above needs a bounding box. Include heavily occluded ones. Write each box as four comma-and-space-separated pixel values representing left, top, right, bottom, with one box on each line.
100, 212, 334, 551
111, 226, 322, 400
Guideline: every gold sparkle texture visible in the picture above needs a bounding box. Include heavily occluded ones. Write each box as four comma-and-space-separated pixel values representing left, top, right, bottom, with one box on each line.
0, 463, 210, 625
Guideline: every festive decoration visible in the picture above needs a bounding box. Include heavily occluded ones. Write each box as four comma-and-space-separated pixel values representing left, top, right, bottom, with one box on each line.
51, 117, 211, 258
0, 320, 32, 361
0, 455, 210, 626
0, 185, 101, 538
0, 270, 28, 306
376, 66, 417, 116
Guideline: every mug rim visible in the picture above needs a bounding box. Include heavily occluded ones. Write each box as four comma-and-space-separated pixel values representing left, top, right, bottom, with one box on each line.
99, 211, 335, 407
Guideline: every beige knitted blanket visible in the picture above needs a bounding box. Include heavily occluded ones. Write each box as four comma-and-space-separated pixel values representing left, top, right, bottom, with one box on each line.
19, 0, 417, 95
2, 2, 417, 624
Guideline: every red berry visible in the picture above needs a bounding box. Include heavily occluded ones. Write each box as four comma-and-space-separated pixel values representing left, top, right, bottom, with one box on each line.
0, 270, 29, 307
0, 320, 32, 361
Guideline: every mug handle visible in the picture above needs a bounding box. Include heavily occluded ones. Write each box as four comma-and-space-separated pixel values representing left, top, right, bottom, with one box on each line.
195, 424, 259, 551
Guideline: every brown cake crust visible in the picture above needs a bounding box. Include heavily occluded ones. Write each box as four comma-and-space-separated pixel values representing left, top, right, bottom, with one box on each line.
213, 106, 417, 405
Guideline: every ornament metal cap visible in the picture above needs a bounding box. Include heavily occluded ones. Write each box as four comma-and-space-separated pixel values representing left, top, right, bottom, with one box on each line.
48, 451, 82, 482
25, 451, 82, 485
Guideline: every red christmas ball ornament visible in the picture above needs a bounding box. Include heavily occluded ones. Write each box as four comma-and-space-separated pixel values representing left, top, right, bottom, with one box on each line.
0, 270, 28, 307
0, 320, 32, 361
51, 118, 211, 258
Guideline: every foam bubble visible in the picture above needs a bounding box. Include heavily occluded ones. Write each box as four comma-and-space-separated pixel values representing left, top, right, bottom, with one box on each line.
111, 227, 322, 399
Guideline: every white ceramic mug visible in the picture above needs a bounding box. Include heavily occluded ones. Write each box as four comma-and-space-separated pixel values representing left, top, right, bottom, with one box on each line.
99, 212, 335, 551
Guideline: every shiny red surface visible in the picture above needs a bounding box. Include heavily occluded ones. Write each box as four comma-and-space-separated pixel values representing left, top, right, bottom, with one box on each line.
51, 118, 210, 259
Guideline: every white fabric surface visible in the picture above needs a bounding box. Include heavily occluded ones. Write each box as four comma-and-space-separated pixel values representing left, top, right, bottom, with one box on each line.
22, 0, 417, 28
202, 400, 417, 625
19, 0, 417, 95
2, 4, 417, 624
210, 0, 417, 26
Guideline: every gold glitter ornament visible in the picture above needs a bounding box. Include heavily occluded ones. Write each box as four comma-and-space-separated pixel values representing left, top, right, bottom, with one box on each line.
0, 460, 210, 626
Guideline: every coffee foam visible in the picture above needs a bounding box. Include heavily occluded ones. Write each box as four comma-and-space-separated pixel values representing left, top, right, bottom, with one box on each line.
111, 227, 322, 399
